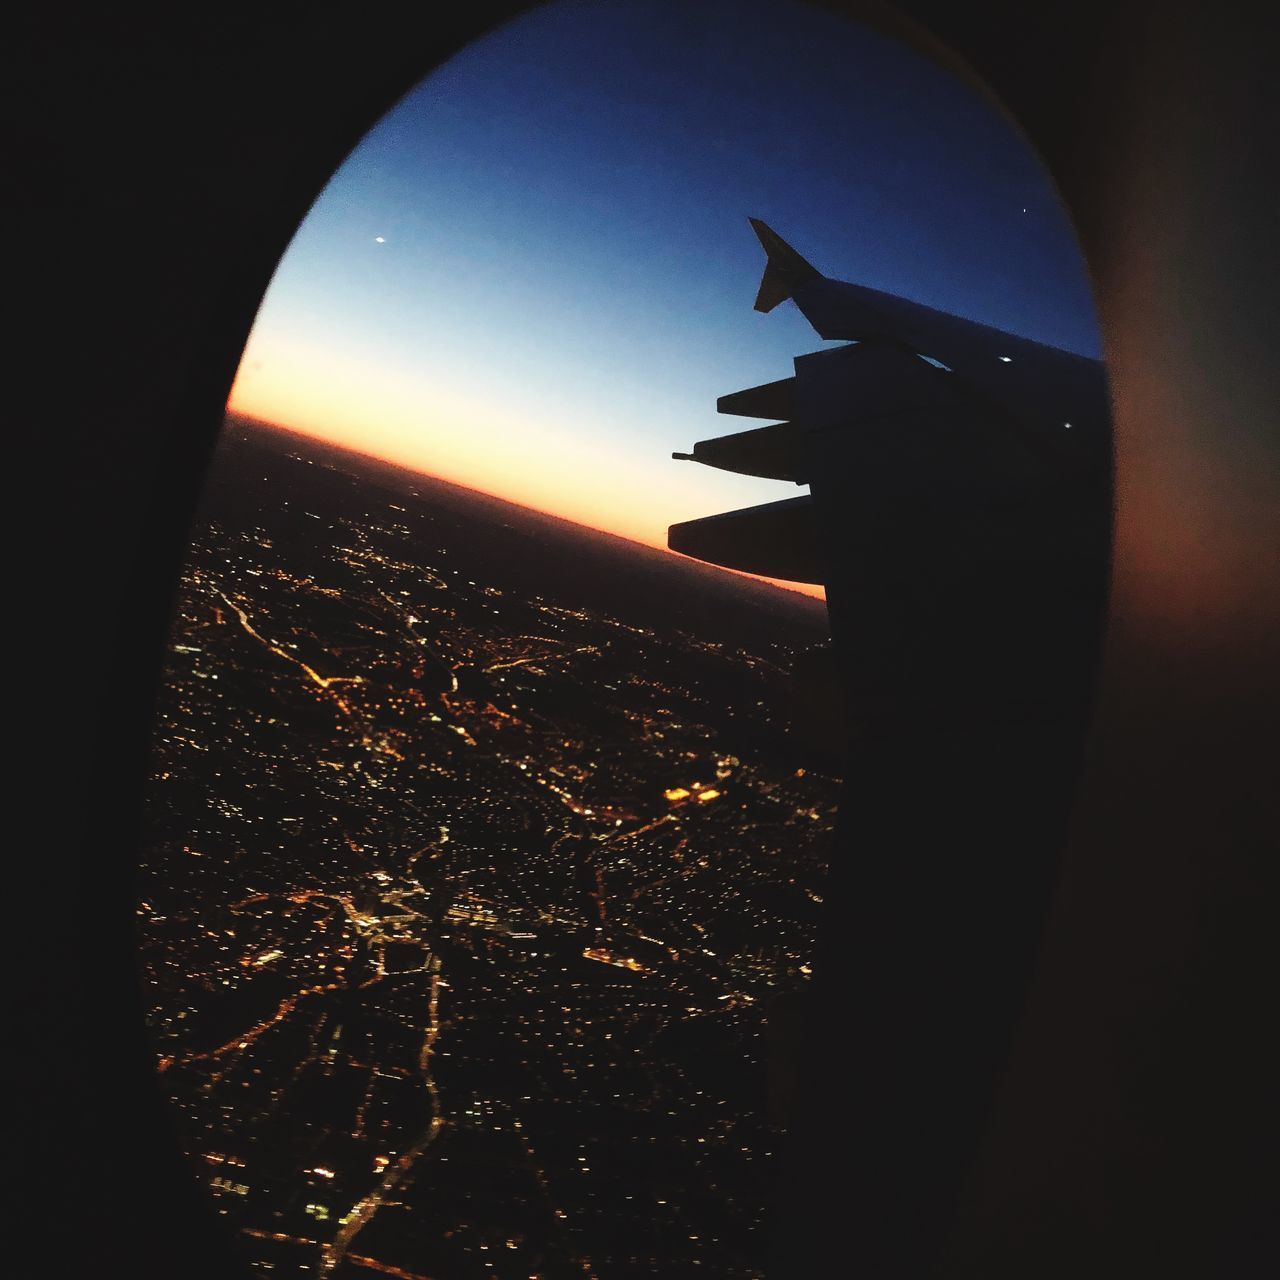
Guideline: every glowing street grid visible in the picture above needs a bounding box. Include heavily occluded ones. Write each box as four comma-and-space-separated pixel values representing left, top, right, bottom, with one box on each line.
140, 420, 838, 1279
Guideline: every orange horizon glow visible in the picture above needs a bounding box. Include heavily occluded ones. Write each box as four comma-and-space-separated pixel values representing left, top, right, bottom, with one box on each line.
227, 363, 826, 602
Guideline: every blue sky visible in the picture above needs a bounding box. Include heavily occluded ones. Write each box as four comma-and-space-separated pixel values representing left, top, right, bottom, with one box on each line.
230, 0, 1100, 574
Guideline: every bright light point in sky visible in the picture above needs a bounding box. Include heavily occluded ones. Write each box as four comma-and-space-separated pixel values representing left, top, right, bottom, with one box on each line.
225, 0, 1099, 603
999, 355, 1013, 362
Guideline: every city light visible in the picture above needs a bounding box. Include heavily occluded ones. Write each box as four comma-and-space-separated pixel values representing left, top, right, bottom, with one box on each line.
140, 419, 838, 1277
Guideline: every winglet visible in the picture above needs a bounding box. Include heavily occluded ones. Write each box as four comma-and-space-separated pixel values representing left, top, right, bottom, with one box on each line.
749, 218, 822, 313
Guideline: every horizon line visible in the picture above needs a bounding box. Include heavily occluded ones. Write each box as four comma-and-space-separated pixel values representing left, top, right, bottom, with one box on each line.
223, 410, 827, 604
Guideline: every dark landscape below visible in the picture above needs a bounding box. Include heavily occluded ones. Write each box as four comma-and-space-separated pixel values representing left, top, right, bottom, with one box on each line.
140, 415, 839, 1280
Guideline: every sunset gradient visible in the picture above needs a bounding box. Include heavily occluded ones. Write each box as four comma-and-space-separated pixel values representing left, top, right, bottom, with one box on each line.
227, 0, 1101, 600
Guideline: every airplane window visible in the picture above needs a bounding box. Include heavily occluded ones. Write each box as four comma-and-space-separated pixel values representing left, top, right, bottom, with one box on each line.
137, 1, 1103, 1276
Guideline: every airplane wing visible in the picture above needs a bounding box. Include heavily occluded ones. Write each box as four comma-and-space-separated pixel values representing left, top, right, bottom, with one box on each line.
747, 218, 1112, 467
670, 218, 1112, 587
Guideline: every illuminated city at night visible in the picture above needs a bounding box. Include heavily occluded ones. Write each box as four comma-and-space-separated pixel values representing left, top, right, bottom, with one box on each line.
140, 418, 837, 1277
